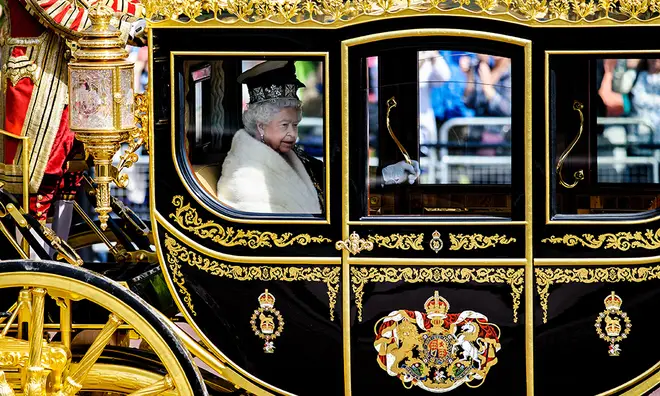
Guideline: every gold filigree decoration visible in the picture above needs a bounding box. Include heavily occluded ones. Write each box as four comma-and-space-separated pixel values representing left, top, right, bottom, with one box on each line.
144, 0, 660, 25
535, 266, 660, 323
163, 233, 341, 320
335, 231, 374, 255
367, 233, 424, 251
448, 233, 516, 250
350, 267, 524, 323
169, 196, 332, 248
115, 91, 150, 182
541, 229, 660, 251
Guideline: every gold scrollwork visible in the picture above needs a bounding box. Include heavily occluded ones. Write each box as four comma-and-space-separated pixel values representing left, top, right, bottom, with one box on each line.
541, 229, 660, 251
169, 196, 332, 248
350, 267, 524, 323
448, 233, 516, 250
144, 0, 660, 25
163, 234, 341, 320
367, 233, 424, 251
535, 266, 660, 323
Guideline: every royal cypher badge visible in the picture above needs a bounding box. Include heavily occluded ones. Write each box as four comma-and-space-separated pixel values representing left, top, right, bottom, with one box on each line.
250, 289, 284, 353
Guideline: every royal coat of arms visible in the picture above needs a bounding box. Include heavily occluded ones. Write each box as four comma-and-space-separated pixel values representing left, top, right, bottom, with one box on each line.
374, 291, 501, 392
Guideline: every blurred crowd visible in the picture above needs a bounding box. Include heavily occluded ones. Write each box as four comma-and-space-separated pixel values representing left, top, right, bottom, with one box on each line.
368, 51, 512, 161
598, 58, 660, 145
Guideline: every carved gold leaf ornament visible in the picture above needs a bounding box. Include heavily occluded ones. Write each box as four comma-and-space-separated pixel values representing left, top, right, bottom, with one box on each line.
367, 233, 424, 251
448, 233, 516, 250
335, 231, 374, 255
350, 267, 524, 322
169, 196, 332, 248
163, 234, 341, 320
143, 0, 660, 24
534, 266, 660, 323
541, 228, 660, 251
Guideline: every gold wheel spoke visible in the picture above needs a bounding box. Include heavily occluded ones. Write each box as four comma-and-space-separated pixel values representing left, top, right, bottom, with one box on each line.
59, 313, 123, 396
127, 375, 175, 396
24, 288, 46, 396
0, 302, 21, 337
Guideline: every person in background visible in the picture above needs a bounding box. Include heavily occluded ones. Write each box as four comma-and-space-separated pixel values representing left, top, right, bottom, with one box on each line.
464, 54, 512, 117
464, 54, 512, 157
419, 51, 450, 157
630, 59, 660, 143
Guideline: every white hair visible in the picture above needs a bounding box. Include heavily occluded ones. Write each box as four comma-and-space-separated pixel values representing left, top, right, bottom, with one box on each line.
242, 98, 302, 136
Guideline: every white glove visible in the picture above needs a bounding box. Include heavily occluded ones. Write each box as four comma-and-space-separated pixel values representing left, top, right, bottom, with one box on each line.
382, 160, 420, 185
128, 19, 147, 47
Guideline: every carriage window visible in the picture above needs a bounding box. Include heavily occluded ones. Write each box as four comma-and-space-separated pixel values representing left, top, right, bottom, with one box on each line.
179, 56, 326, 216
552, 56, 660, 216
366, 51, 512, 216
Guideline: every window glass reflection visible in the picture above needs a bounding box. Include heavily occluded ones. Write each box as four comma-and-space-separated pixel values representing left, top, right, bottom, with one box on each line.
366, 50, 513, 217
598, 58, 660, 184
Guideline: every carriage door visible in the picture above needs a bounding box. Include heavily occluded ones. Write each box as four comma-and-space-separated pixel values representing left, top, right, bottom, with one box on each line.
339, 30, 532, 394
538, 48, 660, 395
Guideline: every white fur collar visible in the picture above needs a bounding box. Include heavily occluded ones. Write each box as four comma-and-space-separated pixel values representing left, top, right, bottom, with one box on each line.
216, 129, 322, 214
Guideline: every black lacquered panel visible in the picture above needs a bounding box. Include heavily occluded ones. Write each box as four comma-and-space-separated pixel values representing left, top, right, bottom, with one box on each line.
534, 270, 660, 395
350, 267, 526, 396
156, 227, 343, 395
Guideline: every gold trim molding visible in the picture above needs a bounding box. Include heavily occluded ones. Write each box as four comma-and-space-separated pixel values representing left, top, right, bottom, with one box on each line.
145, 0, 660, 26
169, 196, 332, 248
535, 266, 660, 323
541, 229, 660, 251
350, 266, 524, 322
367, 233, 424, 250
449, 233, 516, 250
163, 233, 341, 320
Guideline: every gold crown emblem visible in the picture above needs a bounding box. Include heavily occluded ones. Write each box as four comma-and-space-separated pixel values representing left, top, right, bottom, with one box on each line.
604, 291, 622, 311
259, 313, 275, 334
259, 289, 276, 308
605, 315, 622, 337
424, 291, 450, 318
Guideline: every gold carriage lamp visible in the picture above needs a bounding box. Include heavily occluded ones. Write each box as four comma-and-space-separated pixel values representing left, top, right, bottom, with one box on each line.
68, 4, 135, 230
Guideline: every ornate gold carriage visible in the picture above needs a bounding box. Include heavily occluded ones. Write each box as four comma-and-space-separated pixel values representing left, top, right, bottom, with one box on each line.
2, 0, 660, 394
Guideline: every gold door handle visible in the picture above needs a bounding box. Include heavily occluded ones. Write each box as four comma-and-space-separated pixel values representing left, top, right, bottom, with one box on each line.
335, 232, 374, 255
386, 97, 412, 165
556, 100, 585, 189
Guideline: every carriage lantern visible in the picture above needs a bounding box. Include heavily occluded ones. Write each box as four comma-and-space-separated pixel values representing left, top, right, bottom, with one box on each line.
68, 4, 135, 230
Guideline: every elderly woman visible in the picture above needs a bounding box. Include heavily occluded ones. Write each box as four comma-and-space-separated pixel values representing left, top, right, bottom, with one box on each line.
217, 60, 419, 214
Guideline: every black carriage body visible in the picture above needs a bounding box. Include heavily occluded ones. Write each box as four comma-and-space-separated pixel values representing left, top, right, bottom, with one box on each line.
149, 13, 660, 396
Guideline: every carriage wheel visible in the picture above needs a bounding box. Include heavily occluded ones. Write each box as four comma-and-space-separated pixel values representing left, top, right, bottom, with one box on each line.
0, 259, 208, 395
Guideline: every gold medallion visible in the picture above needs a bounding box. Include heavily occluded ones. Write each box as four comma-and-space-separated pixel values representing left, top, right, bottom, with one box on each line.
250, 289, 284, 353
430, 231, 443, 253
595, 291, 631, 356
